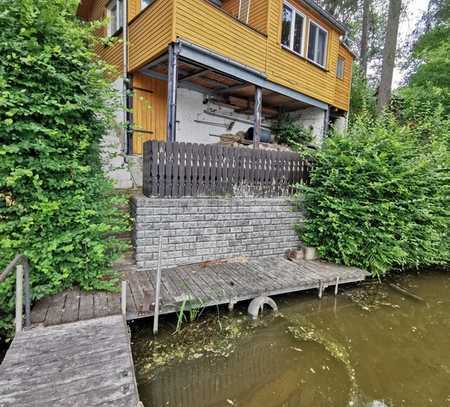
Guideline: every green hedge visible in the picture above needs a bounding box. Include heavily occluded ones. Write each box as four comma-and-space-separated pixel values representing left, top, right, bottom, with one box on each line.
0, 0, 129, 336
296, 115, 449, 277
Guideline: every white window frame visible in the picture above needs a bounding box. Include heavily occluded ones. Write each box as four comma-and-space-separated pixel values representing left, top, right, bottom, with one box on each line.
281, 1, 307, 57
141, 0, 152, 11
307, 20, 328, 68
106, 0, 123, 37
336, 56, 345, 79
238, 0, 251, 24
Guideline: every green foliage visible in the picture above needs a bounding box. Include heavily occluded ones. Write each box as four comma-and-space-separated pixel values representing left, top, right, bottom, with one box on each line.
295, 115, 449, 277
399, 3, 450, 117
349, 64, 376, 122
272, 114, 314, 146
0, 0, 129, 336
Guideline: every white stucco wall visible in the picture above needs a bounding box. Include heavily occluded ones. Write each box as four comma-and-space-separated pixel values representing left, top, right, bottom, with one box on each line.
333, 115, 348, 134
175, 87, 271, 144
290, 107, 326, 145
101, 77, 134, 189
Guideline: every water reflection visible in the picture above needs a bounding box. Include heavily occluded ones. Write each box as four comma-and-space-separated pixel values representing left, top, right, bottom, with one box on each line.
134, 271, 450, 407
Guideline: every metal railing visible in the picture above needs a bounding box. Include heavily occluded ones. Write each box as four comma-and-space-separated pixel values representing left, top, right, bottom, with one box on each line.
0, 255, 31, 332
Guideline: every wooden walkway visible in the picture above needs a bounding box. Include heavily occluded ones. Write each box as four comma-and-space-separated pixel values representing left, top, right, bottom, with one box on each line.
28, 256, 369, 325
124, 256, 369, 319
0, 315, 140, 407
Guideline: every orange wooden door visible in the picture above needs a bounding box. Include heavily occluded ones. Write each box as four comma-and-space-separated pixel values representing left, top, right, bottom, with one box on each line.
132, 72, 167, 155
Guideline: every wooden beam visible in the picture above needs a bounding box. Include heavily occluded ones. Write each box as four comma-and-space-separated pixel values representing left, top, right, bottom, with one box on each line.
142, 54, 169, 70
167, 44, 178, 143
179, 69, 211, 82
214, 82, 249, 94
253, 86, 262, 148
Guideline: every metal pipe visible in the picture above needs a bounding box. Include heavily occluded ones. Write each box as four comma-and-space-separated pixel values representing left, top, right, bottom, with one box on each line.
15, 264, 23, 333
167, 44, 179, 143
122, 0, 129, 154
323, 107, 330, 138
203, 110, 271, 129
153, 234, 163, 335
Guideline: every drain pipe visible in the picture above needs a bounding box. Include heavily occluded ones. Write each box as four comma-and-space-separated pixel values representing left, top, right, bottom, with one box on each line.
122, 0, 130, 155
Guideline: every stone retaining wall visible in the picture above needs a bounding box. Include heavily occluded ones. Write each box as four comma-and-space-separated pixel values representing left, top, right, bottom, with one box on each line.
132, 196, 303, 270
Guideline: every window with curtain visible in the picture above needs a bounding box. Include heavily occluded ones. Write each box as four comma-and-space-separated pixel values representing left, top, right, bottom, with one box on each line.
107, 0, 123, 36
336, 56, 345, 78
238, 0, 251, 24
307, 21, 328, 67
281, 2, 305, 55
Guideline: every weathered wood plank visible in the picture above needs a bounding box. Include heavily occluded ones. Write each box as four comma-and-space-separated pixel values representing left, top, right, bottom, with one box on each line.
44, 292, 67, 326
0, 316, 140, 407
61, 287, 80, 324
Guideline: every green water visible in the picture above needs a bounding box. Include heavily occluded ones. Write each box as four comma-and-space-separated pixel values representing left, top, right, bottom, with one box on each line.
132, 270, 450, 407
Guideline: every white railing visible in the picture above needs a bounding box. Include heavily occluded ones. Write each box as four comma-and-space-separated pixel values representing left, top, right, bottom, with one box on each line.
0, 255, 31, 332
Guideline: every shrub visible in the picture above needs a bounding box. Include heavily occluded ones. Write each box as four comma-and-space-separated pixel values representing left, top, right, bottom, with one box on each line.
349, 64, 376, 123
272, 114, 314, 146
0, 0, 129, 337
295, 114, 449, 277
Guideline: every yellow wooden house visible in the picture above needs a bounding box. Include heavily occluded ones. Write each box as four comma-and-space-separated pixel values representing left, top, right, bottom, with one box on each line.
77, 0, 353, 181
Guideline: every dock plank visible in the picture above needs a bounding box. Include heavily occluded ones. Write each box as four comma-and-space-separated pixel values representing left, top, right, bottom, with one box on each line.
30, 256, 369, 324
0, 316, 140, 407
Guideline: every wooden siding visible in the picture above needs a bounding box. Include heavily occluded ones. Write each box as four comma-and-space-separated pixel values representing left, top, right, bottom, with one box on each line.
333, 44, 353, 111
79, 0, 353, 112
266, 0, 341, 106
175, 0, 267, 73
128, 0, 174, 71
221, 0, 268, 33
132, 72, 167, 154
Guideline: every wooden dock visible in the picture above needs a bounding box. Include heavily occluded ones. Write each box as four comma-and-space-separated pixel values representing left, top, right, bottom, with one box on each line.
0, 315, 140, 407
0, 255, 368, 407
27, 256, 369, 325
25, 256, 369, 326
123, 256, 370, 319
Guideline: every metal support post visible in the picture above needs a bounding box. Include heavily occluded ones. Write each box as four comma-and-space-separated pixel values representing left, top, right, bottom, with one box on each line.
253, 86, 262, 148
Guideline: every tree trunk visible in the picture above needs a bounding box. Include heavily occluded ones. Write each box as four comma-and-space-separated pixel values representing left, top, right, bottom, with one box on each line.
376, 0, 402, 113
359, 0, 370, 76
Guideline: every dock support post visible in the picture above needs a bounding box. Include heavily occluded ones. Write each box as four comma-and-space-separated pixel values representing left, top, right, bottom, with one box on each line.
334, 277, 340, 296
15, 264, 23, 333
253, 86, 262, 148
121, 281, 127, 317
318, 280, 324, 299
153, 234, 163, 335
167, 44, 179, 143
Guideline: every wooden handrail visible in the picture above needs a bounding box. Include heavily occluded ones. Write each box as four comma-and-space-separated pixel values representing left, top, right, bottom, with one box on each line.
0, 255, 32, 332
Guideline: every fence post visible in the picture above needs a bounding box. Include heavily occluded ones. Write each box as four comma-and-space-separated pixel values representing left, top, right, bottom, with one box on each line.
121, 280, 127, 317
15, 264, 23, 333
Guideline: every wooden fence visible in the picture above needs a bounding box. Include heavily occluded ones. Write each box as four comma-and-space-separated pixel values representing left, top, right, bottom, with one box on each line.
143, 141, 310, 197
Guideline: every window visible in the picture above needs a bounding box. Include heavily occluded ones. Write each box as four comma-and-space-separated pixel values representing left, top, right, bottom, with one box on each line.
307, 21, 328, 67
281, 2, 305, 55
336, 56, 345, 79
238, 0, 251, 24
141, 0, 152, 10
107, 0, 123, 36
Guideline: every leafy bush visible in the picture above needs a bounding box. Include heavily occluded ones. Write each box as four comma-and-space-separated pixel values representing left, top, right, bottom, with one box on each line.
349, 64, 376, 123
272, 114, 314, 146
0, 0, 129, 336
295, 115, 449, 277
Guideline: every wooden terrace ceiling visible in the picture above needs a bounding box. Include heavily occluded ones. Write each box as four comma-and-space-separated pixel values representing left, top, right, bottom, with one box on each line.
141, 58, 309, 118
